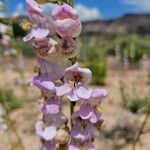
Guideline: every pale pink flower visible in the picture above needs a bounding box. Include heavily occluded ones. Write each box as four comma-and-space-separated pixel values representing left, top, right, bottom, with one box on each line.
35, 121, 57, 141
43, 113, 67, 128
43, 141, 55, 150
72, 113, 100, 137
69, 139, 95, 150
23, 0, 55, 42
35, 121, 56, 150
69, 117, 95, 150
31, 74, 56, 92
56, 62, 92, 101
37, 57, 66, 82
39, 97, 61, 115
52, 3, 82, 38
79, 89, 107, 123
58, 37, 76, 58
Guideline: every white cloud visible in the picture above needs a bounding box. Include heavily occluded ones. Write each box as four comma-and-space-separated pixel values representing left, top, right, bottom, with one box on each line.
122, 0, 150, 11
75, 4, 101, 21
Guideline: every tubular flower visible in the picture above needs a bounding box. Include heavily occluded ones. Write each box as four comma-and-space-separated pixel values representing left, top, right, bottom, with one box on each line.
39, 97, 60, 115
31, 76, 66, 126
56, 62, 92, 101
35, 121, 56, 150
69, 117, 95, 150
79, 89, 108, 123
33, 38, 58, 58
58, 37, 77, 58
23, 0, 55, 42
36, 57, 66, 82
35, 121, 57, 141
52, 3, 82, 38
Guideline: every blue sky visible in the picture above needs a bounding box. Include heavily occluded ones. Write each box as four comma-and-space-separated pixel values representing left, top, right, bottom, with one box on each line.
1, 0, 150, 20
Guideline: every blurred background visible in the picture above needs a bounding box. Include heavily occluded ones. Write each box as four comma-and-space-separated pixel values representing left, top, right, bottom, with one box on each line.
0, 0, 150, 150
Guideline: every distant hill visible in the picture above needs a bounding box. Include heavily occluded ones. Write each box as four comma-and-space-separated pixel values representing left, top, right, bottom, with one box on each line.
1, 14, 150, 35
82, 14, 150, 35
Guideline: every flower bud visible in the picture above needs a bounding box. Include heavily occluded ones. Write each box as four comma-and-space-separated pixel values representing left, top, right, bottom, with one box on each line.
58, 37, 76, 58
55, 128, 70, 144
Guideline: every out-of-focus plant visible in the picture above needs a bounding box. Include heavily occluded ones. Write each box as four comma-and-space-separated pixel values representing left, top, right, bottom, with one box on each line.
0, 87, 25, 150
0, 89, 22, 113
88, 61, 107, 85
107, 35, 150, 67
80, 42, 107, 85
103, 112, 140, 149
12, 21, 27, 38
13, 38, 34, 58
80, 44, 106, 61
120, 81, 150, 114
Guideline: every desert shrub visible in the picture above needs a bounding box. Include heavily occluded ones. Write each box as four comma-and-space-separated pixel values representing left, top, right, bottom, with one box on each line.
13, 38, 35, 58
18, 41, 35, 58
103, 112, 140, 149
80, 45, 102, 61
125, 99, 150, 113
88, 61, 107, 85
120, 82, 150, 113
107, 35, 150, 64
116, 36, 143, 63
12, 21, 27, 38
125, 46, 143, 64
0, 89, 23, 112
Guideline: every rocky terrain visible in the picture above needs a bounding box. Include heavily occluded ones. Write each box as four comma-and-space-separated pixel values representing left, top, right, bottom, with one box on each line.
82, 14, 150, 35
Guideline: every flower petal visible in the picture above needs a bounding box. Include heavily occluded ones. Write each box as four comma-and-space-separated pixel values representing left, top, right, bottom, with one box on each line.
53, 113, 67, 127
62, 4, 78, 18
87, 123, 99, 137
65, 62, 78, 73
35, 121, 56, 141
26, 0, 43, 14
52, 4, 78, 20
76, 86, 92, 99
43, 141, 55, 150
92, 89, 108, 99
51, 5, 62, 20
55, 19, 81, 38
67, 89, 79, 101
45, 103, 59, 114
85, 141, 95, 150
39, 99, 60, 115
37, 57, 66, 81
35, 121, 43, 136
56, 84, 71, 96
68, 140, 80, 150
71, 126, 91, 141
90, 111, 101, 123
42, 126, 57, 141
31, 75, 55, 92
32, 26, 49, 38
23, 32, 33, 42
78, 67, 92, 84
79, 103, 93, 120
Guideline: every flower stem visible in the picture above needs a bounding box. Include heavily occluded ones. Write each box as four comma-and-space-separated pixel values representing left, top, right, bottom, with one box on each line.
0, 88, 26, 150
70, 102, 76, 127
5, 116, 26, 150
65, 0, 75, 128
69, 0, 74, 6
131, 108, 150, 150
